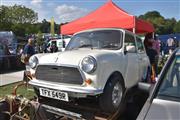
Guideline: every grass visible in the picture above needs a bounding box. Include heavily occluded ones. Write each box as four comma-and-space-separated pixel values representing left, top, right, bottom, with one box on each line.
0, 81, 36, 100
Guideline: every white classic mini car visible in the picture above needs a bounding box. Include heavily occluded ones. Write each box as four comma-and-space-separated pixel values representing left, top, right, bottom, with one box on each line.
28, 28, 150, 113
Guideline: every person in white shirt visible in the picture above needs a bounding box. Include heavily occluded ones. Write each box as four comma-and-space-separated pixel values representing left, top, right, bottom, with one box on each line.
167, 37, 174, 54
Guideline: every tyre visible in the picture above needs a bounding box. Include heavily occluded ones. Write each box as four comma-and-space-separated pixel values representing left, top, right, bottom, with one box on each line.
99, 75, 125, 113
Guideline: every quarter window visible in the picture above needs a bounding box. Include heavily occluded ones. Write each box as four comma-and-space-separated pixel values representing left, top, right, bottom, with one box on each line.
124, 33, 136, 53
136, 37, 145, 53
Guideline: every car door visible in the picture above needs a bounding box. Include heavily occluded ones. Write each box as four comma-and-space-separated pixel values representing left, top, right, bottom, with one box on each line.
136, 37, 150, 81
124, 32, 139, 88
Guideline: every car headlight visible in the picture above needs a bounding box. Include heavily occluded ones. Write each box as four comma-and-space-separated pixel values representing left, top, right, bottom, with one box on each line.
81, 56, 97, 73
29, 56, 38, 69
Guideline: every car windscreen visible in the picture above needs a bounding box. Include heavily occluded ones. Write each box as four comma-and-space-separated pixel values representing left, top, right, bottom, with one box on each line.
0, 32, 17, 54
157, 55, 180, 100
0, 32, 14, 45
66, 30, 123, 50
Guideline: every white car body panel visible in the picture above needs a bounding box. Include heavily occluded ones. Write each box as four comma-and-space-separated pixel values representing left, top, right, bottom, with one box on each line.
125, 52, 139, 87
145, 99, 180, 120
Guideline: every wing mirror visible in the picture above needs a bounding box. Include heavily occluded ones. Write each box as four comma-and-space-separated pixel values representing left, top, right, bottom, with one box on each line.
124, 45, 136, 54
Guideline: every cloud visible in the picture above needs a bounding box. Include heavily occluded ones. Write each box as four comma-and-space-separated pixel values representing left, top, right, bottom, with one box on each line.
31, 0, 42, 5
55, 4, 89, 23
30, 0, 43, 10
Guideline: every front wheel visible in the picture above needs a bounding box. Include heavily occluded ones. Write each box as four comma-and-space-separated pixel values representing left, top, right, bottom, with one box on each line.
99, 76, 125, 113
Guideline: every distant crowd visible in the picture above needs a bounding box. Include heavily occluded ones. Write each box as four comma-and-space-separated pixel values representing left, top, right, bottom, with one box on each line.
160, 37, 179, 55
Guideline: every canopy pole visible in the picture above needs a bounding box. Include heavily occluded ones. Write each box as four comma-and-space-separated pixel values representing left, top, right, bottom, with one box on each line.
133, 28, 135, 33
133, 16, 136, 33
152, 32, 155, 39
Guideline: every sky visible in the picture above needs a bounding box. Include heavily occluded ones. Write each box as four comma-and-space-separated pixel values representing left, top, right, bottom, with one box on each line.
1, 0, 180, 24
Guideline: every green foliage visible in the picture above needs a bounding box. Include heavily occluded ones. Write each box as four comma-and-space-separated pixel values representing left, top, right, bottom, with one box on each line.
138, 11, 179, 34
38, 19, 60, 34
25, 23, 40, 34
0, 5, 38, 37
11, 23, 26, 37
173, 21, 180, 33
2, 4, 38, 24
139, 11, 162, 19
39, 19, 50, 33
0, 5, 60, 37
36, 31, 43, 46
158, 55, 169, 74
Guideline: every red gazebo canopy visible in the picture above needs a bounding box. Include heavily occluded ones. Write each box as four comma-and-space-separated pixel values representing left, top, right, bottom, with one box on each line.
61, 0, 154, 35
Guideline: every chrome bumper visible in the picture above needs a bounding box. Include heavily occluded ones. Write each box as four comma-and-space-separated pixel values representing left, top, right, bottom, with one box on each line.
29, 79, 103, 98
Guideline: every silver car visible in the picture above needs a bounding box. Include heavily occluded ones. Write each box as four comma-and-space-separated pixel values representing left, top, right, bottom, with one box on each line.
137, 48, 180, 120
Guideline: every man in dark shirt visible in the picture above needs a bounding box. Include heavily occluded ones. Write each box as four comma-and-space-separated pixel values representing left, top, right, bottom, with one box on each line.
22, 38, 35, 64
22, 38, 35, 82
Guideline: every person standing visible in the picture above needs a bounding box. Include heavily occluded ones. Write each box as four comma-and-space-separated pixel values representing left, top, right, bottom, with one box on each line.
145, 40, 158, 83
42, 42, 47, 53
144, 33, 158, 83
144, 33, 153, 51
152, 35, 160, 55
21, 38, 35, 82
152, 35, 160, 76
21, 38, 35, 64
167, 37, 174, 54
50, 43, 58, 53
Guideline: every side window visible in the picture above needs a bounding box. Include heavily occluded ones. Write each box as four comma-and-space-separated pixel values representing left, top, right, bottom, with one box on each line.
124, 33, 136, 53
136, 37, 145, 53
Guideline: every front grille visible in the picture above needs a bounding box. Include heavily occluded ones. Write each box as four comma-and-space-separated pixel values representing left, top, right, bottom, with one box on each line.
35, 65, 83, 85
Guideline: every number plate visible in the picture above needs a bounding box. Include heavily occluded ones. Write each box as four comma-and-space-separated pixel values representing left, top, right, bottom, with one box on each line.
39, 88, 69, 102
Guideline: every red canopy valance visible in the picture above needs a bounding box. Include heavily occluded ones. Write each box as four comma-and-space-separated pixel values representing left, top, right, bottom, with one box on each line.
61, 1, 154, 35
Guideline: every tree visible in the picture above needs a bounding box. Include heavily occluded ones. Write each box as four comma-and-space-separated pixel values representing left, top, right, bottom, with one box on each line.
54, 22, 60, 34
138, 11, 178, 34
25, 23, 40, 35
174, 20, 180, 33
50, 17, 55, 36
0, 5, 39, 37
6, 5, 38, 24
40, 19, 50, 33
139, 11, 162, 20
11, 23, 26, 37
0, 6, 12, 30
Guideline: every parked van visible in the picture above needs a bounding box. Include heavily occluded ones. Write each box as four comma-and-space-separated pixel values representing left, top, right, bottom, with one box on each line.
47, 35, 71, 52
0, 31, 22, 70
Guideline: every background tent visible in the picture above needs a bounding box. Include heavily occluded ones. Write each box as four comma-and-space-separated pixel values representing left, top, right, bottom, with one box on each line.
61, 0, 154, 35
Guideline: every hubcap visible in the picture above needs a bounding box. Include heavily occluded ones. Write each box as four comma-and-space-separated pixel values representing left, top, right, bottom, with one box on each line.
112, 82, 123, 107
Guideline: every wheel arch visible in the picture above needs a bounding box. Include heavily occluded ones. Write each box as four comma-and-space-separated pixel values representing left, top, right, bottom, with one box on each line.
103, 71, 125, 92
